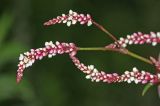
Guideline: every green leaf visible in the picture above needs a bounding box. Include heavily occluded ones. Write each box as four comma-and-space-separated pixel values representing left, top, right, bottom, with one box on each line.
142, 83, 153, 96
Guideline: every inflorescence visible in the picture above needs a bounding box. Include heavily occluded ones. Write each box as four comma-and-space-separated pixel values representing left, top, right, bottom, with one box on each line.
17, 41, 77, 83
17, 10, 160, 87
17, 41, 160, 84
109, 32, 160, 48
70, 54, 160, 84
44, 10, 93, 27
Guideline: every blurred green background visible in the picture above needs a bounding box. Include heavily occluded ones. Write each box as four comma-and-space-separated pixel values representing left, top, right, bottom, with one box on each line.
0, 0, 160, 106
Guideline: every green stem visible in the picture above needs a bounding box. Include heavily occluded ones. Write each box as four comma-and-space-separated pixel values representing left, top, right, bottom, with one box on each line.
78, 47, 152, 65
127, 50, 152, 64
92, 21, 152, 65
93, 21, 118, 42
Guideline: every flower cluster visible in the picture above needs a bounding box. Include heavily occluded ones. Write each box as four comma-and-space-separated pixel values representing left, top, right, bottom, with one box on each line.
17, 41, 160, 84
17, 10, 160, 90
17, 41, 77, 83
70, 55, 160, 84
108, 32, 160, 48
43, 10, 93, 27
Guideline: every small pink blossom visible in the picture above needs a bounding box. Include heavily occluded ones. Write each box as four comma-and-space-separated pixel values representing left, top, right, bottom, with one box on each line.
70, 55, 160, 84
44, 10, 93, 27
107, 32, 160, 48
17, 41, 160, 84
17, 41, 77, 83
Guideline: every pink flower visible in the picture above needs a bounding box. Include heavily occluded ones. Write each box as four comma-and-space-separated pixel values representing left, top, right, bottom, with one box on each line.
17, 41, 77, 83
17, 10, 160, 87
107, 32, 160, 48
43, 10, 93, 27
70, 54, 160, 84
17, 41, 160, 84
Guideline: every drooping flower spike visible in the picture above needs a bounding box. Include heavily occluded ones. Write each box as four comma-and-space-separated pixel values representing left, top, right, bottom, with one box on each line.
44, 10, 93, 27
17, 41, 77, 83
17, 41, 160, 84
70, 54, 160, 84
107, 32, 160, 48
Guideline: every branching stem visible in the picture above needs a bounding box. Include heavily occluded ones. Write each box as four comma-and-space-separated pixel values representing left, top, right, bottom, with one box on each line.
91, 21, 153, 65
78, 47, 152, 65
93, 21, 118, 42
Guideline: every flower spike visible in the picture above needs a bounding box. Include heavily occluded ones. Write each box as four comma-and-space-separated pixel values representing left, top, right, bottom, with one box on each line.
17, 41, 160, 85
108, 32, 160, 48
17, 10, 160, 97
17, 41, 77, 83
70, 54, 160, 84
43, 10, 93, 27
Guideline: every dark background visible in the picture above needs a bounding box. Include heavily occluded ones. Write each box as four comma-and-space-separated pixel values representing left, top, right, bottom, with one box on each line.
0, 0, 160, 106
